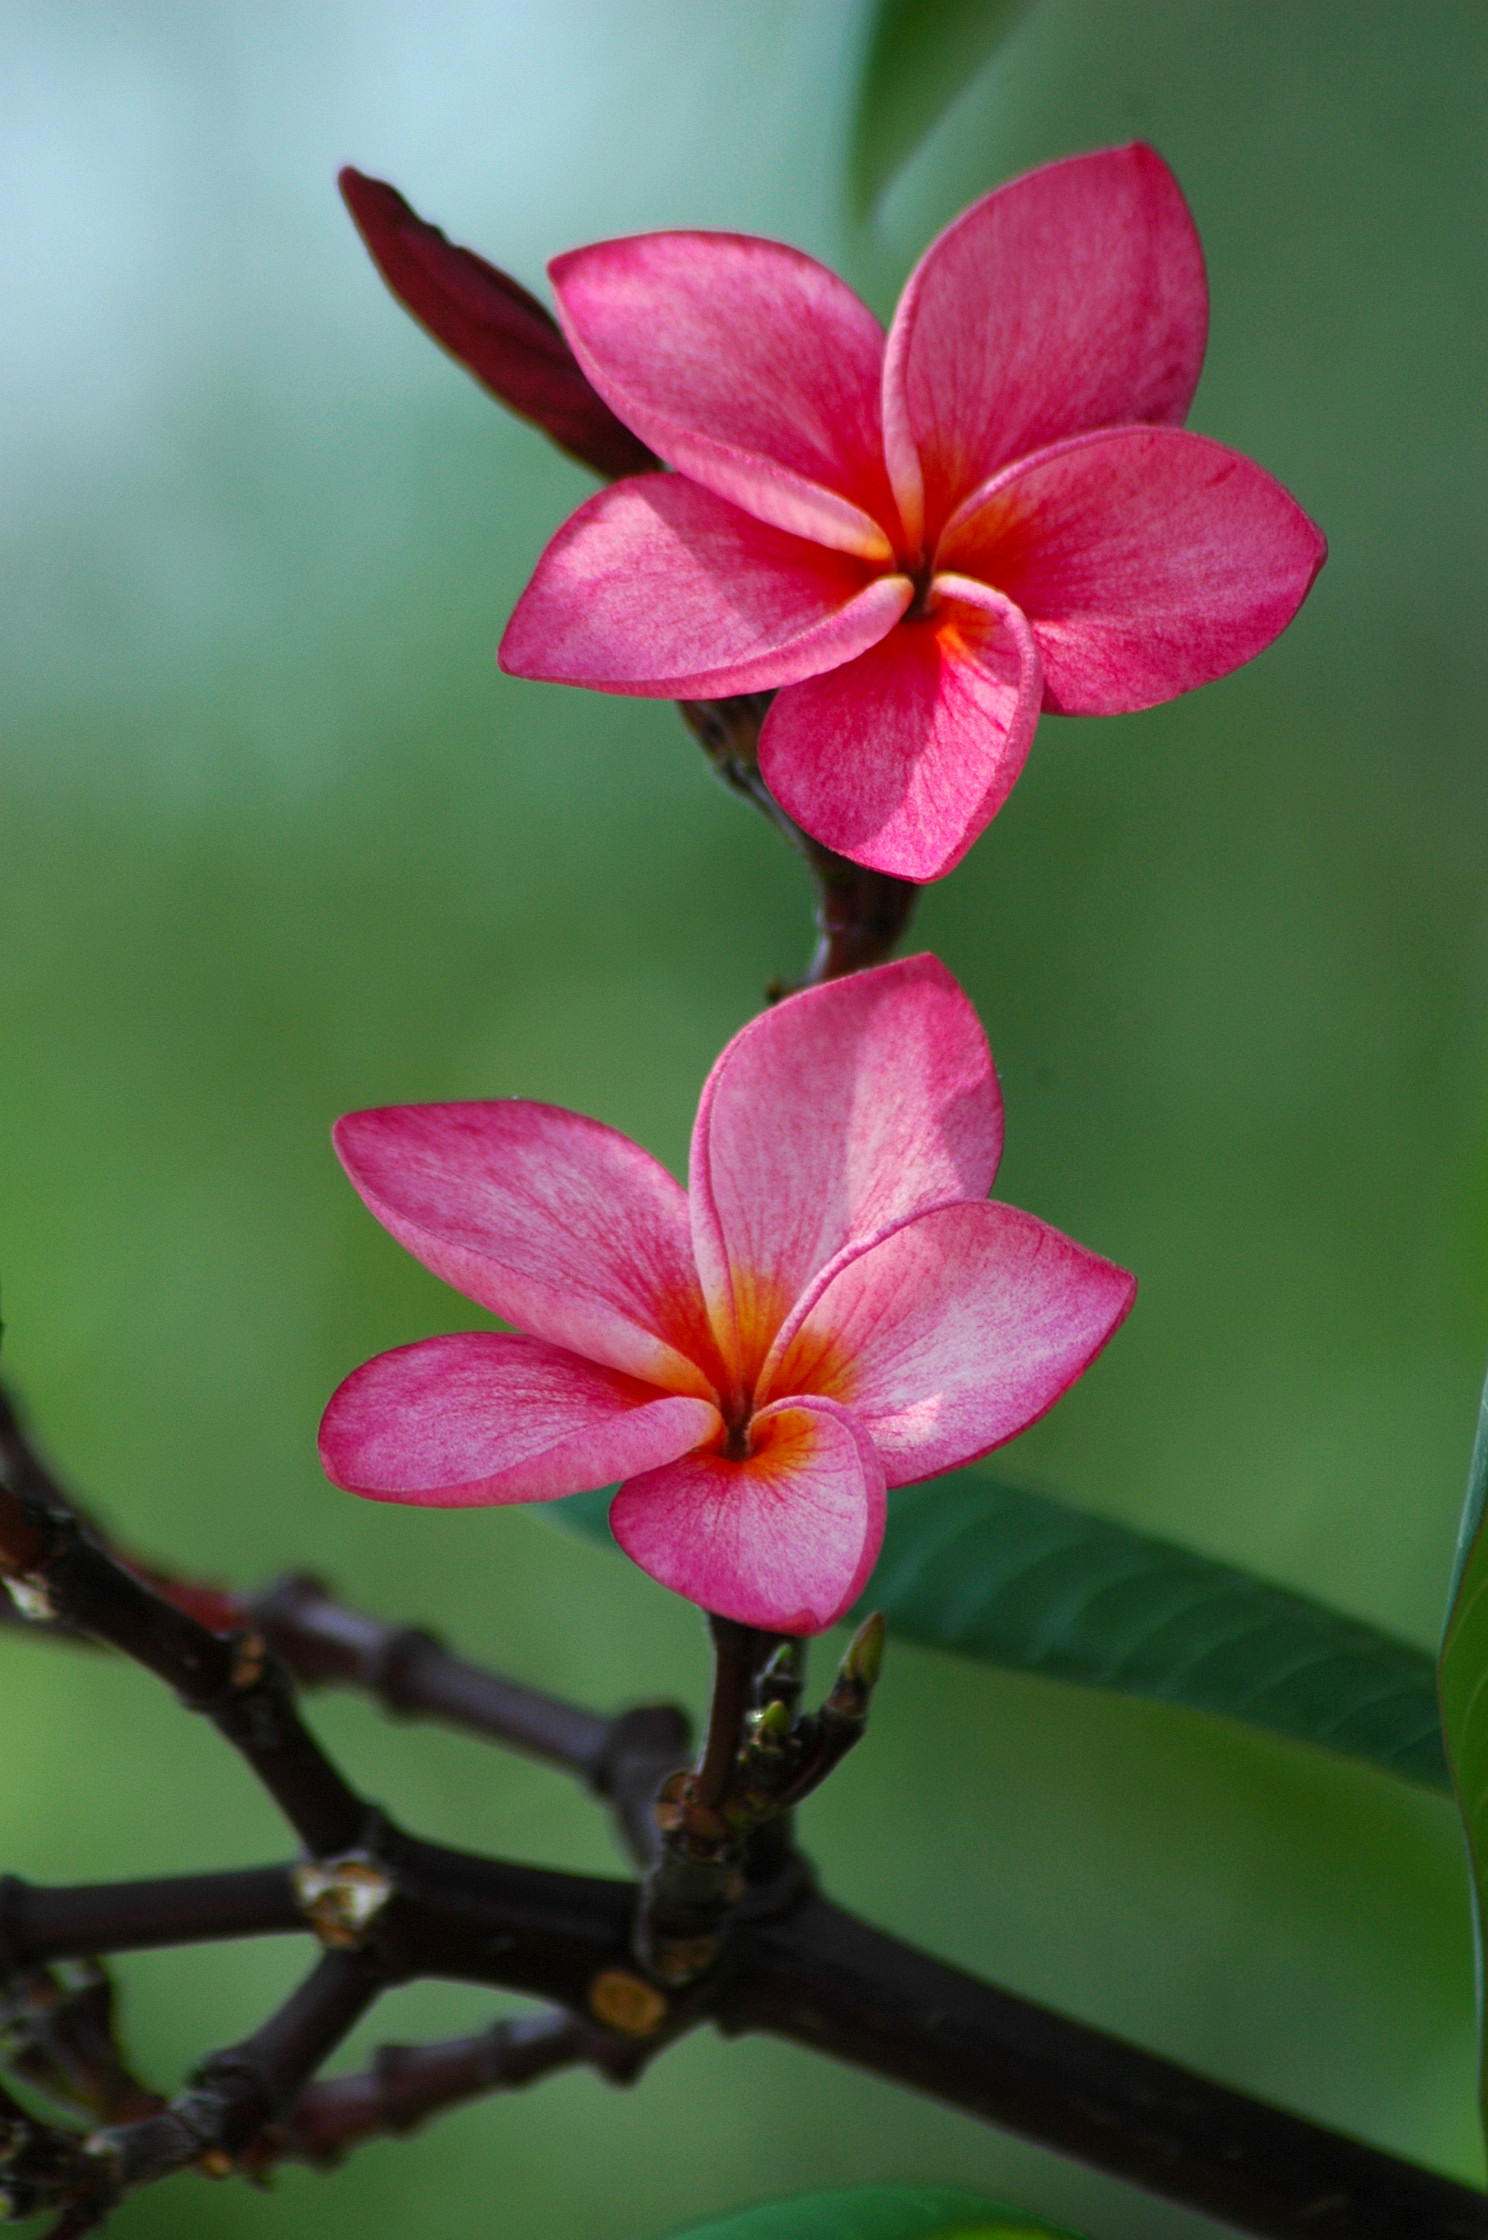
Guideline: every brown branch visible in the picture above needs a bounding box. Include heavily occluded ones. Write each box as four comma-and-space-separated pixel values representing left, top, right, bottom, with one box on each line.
0, 1870, 304, 1969
0, 1964, 164, 2128
1, 1387, 690, 1869
5, 1383, 1487, 2236
724, 1892, 1488, 2240
245, 1572, 692, 1861
242, 2007, 645, 2175
0, 1505, 366, 1858
90, 1949, 386, 2199
0, 2078, 98, 2225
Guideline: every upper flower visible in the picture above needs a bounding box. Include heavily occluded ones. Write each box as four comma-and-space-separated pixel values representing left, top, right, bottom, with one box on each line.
319, 958, 1134, 1633
498, 144, 1325, 883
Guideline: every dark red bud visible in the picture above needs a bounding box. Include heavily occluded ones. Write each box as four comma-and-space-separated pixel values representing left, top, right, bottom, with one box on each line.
338, 167, 660, 482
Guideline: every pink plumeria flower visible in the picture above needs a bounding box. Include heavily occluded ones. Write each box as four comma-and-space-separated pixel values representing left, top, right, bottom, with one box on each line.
320, 959, 1134, 1635
499, 144, 1325, 884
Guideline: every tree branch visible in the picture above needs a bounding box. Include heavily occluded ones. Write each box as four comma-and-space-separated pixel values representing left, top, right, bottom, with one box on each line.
0, 1870, 304, 1969
0, 1963, 164, 2129
4, 1383, 1486, 2237
0, 1386, 691, 1868
242, 2007, 646, 2175
725, 1892, 1488, 2240
90, 1948, 386, 2199
0, 1503, 365, 1858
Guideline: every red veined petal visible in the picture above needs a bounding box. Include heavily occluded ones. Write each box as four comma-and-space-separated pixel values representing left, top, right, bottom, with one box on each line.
759, 578, 1042, 881
883, 144, 1207, 549
766, 1199, 1135, 1486
332, 1102, 720, 1396
319, 1331, 720, 1506
500, 474, 911, 698
688, 956, 1002, 1387
551, 230, 898, 556
939, 425, 1326, 714
610, 1395, 885, 1633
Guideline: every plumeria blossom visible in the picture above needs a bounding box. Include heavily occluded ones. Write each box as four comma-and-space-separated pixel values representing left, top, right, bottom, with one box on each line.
320, 958, 1134, 1634
499, 144, 1325, 882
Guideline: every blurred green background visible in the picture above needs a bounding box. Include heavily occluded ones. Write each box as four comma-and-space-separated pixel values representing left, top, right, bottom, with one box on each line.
1, 3, 1484, 2234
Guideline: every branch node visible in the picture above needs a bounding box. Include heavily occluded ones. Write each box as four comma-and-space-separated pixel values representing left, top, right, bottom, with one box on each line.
2, 1574, 57, 1624
291, 1857, 397, 1953
586, 1970, 669, 2038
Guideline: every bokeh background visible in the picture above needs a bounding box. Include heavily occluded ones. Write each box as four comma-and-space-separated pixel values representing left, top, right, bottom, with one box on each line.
2, 3, 1485, 2234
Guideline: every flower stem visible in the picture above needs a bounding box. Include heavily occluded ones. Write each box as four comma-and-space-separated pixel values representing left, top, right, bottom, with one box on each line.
676, 696, 918, 991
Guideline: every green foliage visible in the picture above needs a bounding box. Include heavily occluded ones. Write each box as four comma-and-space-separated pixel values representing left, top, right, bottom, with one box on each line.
662, 2185, 1085, 2240
849, 0, 1036, 213
1438, 1362, 1488, 2135
548, 1469, 1446, 1789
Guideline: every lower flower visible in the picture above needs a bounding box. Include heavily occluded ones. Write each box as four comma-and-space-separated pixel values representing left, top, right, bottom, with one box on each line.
319, 957, 1134, 1632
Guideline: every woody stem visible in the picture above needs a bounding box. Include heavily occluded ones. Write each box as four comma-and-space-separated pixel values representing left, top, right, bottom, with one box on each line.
676, 696, 918, 991
693, 1616, 770, 1811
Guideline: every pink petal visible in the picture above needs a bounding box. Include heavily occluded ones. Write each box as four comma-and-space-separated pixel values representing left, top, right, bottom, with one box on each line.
610, 1395, 885, 1633
500, 474, 911, 699
550, 232, 898, 557
320, 1331, 720, 1506
883, 145, 1208, 550
338, 170, 659, 482
688, 955, 1002, 1388
763, 1200, 1135, 1485
759, 578, 1042, 882
332, 1103, 721, 1396
939, 426, 1327, 714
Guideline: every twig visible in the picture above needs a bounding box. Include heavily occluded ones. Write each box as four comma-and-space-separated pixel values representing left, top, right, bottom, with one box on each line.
0, 1497, 365, 1858
723, 1894, 1488, 2240
242, 2007, 645, 2175
677, 696, 919, 990
0, 1870, 304, 1969
245, 1573, 692, 1863
0, 1963, 164, 2127
90, 1949, 386, 2196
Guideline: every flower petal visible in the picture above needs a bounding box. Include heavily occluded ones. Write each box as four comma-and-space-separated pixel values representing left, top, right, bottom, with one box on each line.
883, 144, 1208, 549
500, 474, 911, 699
759, 578, 1042, 881
550, 232, 897, 557
939, 426, 1327, 714
688, 955, 1002, 1387
333, 1102, 720, 1395
320, 1331, 720, 1506
610, 1395, 885, 1633
338, 169, 659, 481
767, 1199, 1135, 1485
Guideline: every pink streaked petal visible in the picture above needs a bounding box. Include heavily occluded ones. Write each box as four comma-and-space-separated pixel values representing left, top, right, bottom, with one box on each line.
319, 1331, 720, 1507
939, 426, 1327, 714
500, 475, 911, 699
769, 1199, 1134, 1486
883, 145, 1208, 549
550, 232, 898, 557
688, 956, 1002, 1385
333, 1103, 720, 1396
759, 579, 1042, 883
610, 1396, 885, 1633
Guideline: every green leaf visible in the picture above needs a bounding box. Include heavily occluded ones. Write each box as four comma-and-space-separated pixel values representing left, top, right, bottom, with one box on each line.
545, 1468, 1446, 1789
853, 1473, 1447, 1788
660, 2184, 1086, 2240
1437, 1359, 1488, 2137
849, 0, 1036, 215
